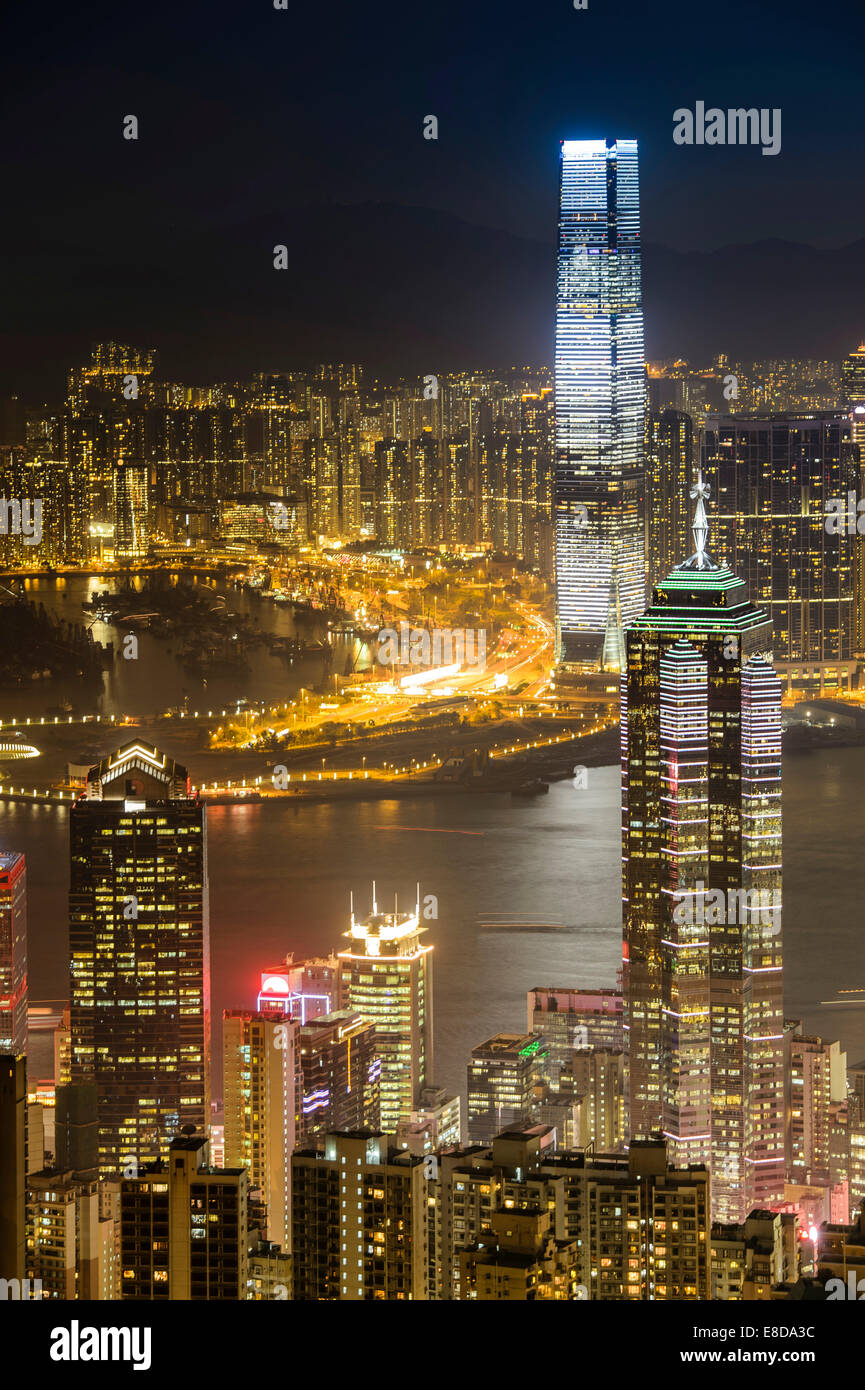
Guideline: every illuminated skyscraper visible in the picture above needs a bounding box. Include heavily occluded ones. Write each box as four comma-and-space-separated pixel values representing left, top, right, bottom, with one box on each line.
0, 851, 27, 1055
69, 740, 210, 1179
622, 480, 785, 1223
338, 889, 433, 1131
554, 138, 645, 671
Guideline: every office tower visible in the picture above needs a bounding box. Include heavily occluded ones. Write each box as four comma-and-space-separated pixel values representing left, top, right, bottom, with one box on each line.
554, 138, 645, 670
459, 1207, 582, 1299
0, 1053, 26, 1284
395, 1086, 461, 1156
703, 413, 858, 681
622, 481, 785, 1223
0, 851, 27, 1054
69, 740, 210, 1179
843, 350, 865, 647
433, 1130, 709, 1301
786, 1031, 847, 1188
222, 1011, 297, 1249
527, 986, 623, 1078
297, 1010, 380, 1145
26, 1169, 101, 1299
257, 952, 339, 1023
645, 409, 694, 588
291, 1131, 429, 1300
113, 458, 149, 558
120, 1134, 247, 1300
54, 1082, 99, 1179
338, 891, 433, 1132
466, 1035, 546, 1145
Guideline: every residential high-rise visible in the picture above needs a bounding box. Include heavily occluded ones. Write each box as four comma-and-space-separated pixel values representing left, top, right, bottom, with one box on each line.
622, 479, 785, 1223
710, 1210, 799, 1300
69, 740, 210, 1179
113, 458, 149, 558
432, 1130, 710, 1301
291, 1130, 429, 1300
26, 1168, 102, 1299
0, 851, 27, 1055
554, 138, 645, 670
785, 1029, 848, 1189
297, 1010, 380, 1145
120, 1134, 247, 1300
459, 1206, 582, 1300
338, 890, 433, 1132
466, 1034, 547, 1145
395, 1085, 461, 1156
222, 1010, 298, 1249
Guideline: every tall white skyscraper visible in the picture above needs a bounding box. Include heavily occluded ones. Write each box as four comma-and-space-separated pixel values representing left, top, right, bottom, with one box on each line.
554, 138, 646, 671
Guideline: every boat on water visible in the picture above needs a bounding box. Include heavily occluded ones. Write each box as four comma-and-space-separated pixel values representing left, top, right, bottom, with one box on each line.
478, 917, 570, 932
819, 989, 865, 1007
511, 778, 549, 797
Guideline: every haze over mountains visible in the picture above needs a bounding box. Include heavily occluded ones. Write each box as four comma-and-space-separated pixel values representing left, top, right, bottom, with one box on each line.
3, 202, 864, 399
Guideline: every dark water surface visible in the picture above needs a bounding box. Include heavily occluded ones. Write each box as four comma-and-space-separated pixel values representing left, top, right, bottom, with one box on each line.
4, 747, 864, 1104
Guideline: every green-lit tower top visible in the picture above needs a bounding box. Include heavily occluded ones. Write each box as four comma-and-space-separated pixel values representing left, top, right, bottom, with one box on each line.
630, 470, 772, 643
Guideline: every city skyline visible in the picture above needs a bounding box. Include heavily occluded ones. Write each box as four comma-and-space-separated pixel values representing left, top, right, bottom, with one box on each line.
2, 0, 865, 1325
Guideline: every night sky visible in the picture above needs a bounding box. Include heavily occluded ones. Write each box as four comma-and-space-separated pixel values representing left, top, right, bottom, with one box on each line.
3, 0, 865, 395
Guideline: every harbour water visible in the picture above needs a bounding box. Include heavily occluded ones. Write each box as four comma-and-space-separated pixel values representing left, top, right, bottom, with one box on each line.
3, 747, 864, 1104
0, 573, 353, 720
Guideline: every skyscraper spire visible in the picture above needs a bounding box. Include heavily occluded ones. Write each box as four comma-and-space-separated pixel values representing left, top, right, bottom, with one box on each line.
690, 469, 711, 567
679, 468, 719, 573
